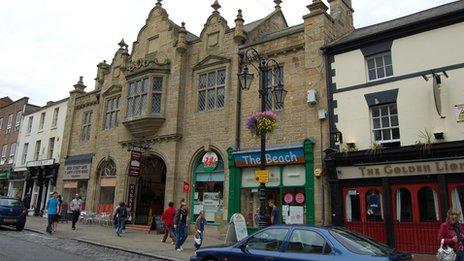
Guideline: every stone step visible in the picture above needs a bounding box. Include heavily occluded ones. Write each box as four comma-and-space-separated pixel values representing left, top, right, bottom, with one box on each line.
125, 224, 151, 232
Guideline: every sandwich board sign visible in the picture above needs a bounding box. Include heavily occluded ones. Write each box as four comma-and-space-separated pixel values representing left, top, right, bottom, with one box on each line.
225, 213, 248, 244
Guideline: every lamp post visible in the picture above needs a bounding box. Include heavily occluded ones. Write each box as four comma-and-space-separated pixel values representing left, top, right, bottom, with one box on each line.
238, 48, 287, 229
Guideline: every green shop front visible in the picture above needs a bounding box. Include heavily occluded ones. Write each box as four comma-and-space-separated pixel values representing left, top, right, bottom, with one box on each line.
227, 140, 315, 233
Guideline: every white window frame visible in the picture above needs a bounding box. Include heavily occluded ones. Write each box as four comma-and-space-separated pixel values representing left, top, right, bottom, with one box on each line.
366, 52, 393, 82
51, 108, 59, 128
48, 138, 55, 159
104, 97, 119, 130
34, 140, 41, 161
8, 142, 16, 164
27, 116, 33, 134
198, 68, 226, 112
371, 103, 400, 144
0, 117, 3, 130
39, 112, 46, 131
21, 143, 29, 165
15, 111, 22, 131
0, 145, 7, 165
6, 114, 13, 133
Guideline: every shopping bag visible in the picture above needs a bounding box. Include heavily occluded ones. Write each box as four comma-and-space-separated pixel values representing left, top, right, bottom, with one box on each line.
436, 239, 456, 261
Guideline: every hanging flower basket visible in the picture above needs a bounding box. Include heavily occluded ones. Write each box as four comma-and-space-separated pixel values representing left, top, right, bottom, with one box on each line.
246, 111, 277, 137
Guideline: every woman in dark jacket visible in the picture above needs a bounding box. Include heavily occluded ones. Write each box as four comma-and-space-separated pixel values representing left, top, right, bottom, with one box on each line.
438, 209, 464, 261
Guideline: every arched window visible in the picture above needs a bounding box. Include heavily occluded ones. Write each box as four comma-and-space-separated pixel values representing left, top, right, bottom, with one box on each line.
395, 188, 412, 222
345, 189, 361, 221
98, 159, 117, 213
99, 160, 116, 177
366, 189, 383, 221
418, 187, 439, 222
451, 186, 464, 222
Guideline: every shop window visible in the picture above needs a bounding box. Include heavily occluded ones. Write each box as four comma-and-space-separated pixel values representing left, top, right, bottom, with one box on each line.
345, 189, 361, 221
99, 187, 115, 212
418, 187, 439, 222
192, 151, 224, 223
451, 186, 464, 222
63, 180, 87, 210
247, 228, 288, 252
366, 190, 383, 221
395, 188, 412, 222
282, 165, 305, 187
282, 188, 305, 225
287, 229, 331, 254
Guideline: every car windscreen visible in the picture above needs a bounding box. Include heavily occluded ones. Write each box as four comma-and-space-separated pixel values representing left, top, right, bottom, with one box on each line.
0, 199, 22, 207
329, 228, 394, 256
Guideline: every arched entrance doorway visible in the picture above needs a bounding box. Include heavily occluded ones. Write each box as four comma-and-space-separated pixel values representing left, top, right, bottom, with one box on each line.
135, 155, 166, 224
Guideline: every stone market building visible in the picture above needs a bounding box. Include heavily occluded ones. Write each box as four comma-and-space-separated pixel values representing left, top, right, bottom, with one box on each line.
57, 0, 354, 232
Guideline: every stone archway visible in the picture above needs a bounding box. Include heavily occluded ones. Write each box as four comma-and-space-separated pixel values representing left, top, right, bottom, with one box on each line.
134, 155, 166, 224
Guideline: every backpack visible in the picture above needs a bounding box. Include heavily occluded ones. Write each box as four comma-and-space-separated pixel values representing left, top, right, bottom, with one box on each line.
118, 207, 128, 218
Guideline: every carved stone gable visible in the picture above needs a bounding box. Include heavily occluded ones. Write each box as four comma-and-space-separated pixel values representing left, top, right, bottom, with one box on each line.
193, 55, 231, 71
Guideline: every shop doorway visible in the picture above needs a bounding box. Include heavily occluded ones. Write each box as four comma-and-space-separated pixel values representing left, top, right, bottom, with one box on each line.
135, 156, 166, 225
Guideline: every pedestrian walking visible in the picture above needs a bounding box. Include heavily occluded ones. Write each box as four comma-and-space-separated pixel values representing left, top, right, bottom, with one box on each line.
46, 192, 59, 234
194, 210, 206, 250
69, 194, 82, 230
114, 202, 128, 237
23, 193, 32, 210
174, 202, 188, 251
269, 199, 281, 225
53, 195, 63, 232
438, 208, 463, 261
161, 201, 177, 244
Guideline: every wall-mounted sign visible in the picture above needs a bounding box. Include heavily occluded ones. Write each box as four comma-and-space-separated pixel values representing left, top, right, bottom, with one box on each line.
127, 184, 136, 211
26, 159, 55, 168
183, 181, 190, 193
233, 146, 304, 168
454, 104, 464, 123
295, 193, 305, 204
337, 158, 464, 179
129, 151, 142, 177
202, 152, 218, 172
64, 164, 90, 180
284, 193, 294, 204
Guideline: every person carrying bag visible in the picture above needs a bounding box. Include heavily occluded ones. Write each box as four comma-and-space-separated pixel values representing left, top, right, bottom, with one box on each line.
438, 209, 463, 261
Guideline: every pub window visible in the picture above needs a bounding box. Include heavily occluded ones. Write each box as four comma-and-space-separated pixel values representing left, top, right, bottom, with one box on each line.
418, 187, 439, 222
104, 97, 119, 130
152, 77, 163, 113
451, 186, 464, 222
366, 52, 393, 81
126, 78, 148, 118
265, 66, 284, 110
395, 188, 412, 222
366, 189, 383, 221
345, 189, 361, 221
371, 103, 400, 145
198, 69, 226, 112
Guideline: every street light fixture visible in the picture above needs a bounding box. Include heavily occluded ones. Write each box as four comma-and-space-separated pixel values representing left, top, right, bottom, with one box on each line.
238, 48, 287, 229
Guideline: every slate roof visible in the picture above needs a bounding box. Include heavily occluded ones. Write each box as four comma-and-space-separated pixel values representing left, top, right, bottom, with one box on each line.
326, 0, 464, 49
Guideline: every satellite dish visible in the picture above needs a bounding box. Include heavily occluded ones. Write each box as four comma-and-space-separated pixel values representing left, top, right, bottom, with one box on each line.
433, 74, 445, 118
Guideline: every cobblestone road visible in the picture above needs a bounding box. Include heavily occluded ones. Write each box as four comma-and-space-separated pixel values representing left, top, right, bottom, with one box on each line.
0, 227, 163, 261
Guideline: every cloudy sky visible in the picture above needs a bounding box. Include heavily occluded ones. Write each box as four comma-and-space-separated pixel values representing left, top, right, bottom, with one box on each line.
0, 0, 456, 105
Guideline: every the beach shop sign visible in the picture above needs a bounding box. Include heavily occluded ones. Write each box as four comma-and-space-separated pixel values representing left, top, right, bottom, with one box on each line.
234, 146, 304, 168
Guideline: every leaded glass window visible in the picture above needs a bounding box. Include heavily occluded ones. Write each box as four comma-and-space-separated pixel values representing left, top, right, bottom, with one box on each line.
264, 66, 284, 110
198, 69, 226, 112
126, 78, 148, 118
152, 77, 163, 113
105, 97, 119, 130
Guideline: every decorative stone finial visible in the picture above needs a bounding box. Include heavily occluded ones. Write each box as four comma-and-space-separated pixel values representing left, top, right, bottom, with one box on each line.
236, 9, 243, 21
274, 0, 282, 9
177, 22, 187, 53
78, 76, 83, 84
73, 76, 87, 92
234, 9, 246, 44
118, 39, 128, 50
156, 0, 162, 7
211, 0, 221, 14
307, 0, 328, 14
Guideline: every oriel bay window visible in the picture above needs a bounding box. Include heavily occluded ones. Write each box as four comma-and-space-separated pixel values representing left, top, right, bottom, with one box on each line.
198, 69, 226, 112
126, 76, 165, 119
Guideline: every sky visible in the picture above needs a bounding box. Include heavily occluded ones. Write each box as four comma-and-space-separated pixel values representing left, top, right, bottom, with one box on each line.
0, 0, 456, 106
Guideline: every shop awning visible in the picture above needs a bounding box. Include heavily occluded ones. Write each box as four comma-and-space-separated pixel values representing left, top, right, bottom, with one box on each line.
65, 153, 93, 165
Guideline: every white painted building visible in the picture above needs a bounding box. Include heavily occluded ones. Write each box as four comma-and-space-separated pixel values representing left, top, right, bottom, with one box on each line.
12, 98, 68, 215
323, 1, 464, 254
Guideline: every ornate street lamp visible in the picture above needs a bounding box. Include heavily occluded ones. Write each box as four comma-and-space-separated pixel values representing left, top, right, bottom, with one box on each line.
238, 48, 287, 229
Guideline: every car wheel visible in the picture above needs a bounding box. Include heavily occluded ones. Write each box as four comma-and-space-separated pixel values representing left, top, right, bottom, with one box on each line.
16, 225, 24, 231
201, 257, 218, 261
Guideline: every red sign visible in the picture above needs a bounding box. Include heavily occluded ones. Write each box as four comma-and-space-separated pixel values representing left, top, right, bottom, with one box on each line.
129, 151, 142, 177
202, 152, 218, 172
284, 193, 294, 204
127, 184, 136, 210
183, 181, 190, 193
295, 193, 305, 204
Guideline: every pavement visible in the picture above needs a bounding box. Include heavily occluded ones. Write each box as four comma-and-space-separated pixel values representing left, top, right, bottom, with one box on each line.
24, 216, 224, 261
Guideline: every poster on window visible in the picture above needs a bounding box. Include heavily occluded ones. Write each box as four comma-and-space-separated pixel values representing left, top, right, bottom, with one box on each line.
454, 104, 464, 123
203, 192, 220, 222
288, 206, 304, 224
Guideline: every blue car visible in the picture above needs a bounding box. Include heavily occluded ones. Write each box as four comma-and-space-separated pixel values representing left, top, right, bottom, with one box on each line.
0, 197, 27, 231
191, 225, 412, 261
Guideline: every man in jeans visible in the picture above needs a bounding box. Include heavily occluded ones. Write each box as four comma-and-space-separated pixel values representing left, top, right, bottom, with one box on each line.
46, 192, 59, 234
174, 202, 188, 251
69, 194, 82, 230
